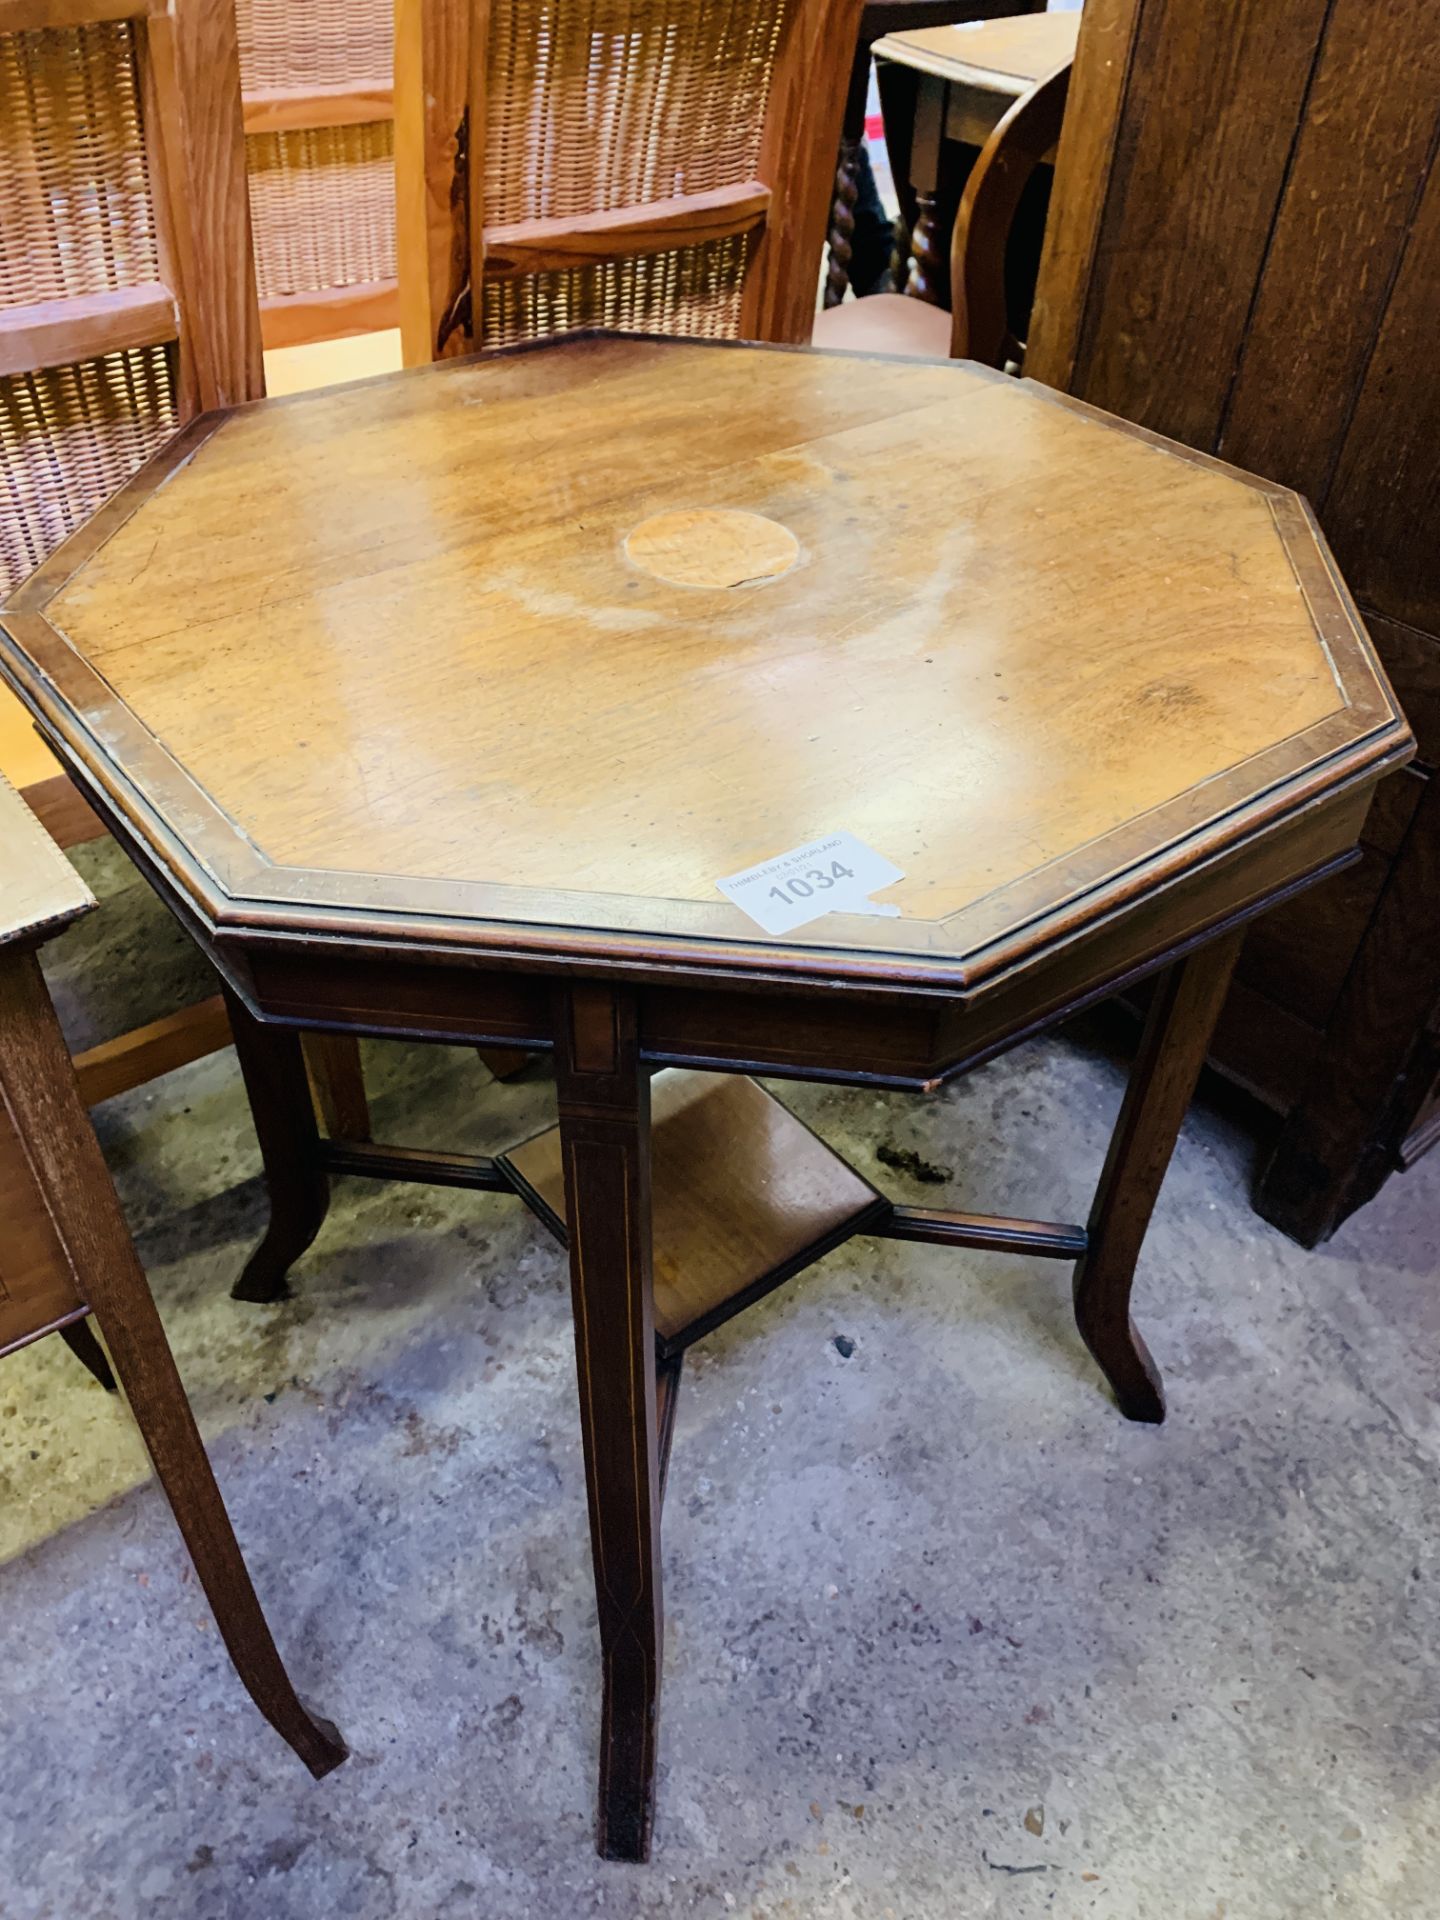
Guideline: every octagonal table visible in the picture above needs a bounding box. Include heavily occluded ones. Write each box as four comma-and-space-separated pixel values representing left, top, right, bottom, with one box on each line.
0, 335, 1410, 1860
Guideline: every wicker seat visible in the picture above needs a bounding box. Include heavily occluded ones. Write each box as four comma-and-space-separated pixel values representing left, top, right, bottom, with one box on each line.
395, 0, 864, 363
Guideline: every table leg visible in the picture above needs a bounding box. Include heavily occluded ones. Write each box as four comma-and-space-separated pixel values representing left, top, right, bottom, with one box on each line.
905, 74, 947, 306
224, 987, 331, 1304
0, 952, 346, 1778
825, 137, 862, 308
553, 983, 663, 1862
1074, 930, 1245, 1424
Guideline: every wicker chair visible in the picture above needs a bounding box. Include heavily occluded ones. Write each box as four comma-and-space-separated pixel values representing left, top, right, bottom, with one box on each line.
0, 0, 366, 1128
236, 0, 401, 349
394, 0, 864, 365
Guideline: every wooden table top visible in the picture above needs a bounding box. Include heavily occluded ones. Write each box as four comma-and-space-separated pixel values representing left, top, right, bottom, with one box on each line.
0, 769, 92, 949
874, 11, 1079, 89
0, 335, 1406, 993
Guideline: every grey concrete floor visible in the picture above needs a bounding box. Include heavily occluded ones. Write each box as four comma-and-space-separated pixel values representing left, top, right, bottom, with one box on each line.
2, 842, 1438, 1919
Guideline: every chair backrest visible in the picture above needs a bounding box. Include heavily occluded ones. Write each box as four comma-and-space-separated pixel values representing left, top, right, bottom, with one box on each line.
235, 0, 400, 350
0, 0, 260, 597
395, 0, 863, 364
949, 59, 1072, 370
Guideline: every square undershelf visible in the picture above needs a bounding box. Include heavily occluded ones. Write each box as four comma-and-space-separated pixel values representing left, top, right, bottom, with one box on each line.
500, 1070, 888, 1356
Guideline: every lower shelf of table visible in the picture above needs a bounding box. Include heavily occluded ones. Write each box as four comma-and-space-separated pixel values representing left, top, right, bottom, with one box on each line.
499, 1070, 889, 1359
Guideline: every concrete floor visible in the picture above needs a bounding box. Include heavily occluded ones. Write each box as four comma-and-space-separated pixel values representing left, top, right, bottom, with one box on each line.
2, 841, 1438, 1918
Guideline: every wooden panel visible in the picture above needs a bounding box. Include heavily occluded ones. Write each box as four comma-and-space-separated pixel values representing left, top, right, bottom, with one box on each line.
1326, 158, 1440, 635
1259, 770, 1440, 1240
482, 184, 771, 278
1363, 611, 1440, 769
1360, 763, 1426, 860
0, 285, 179, 381
0, 1074, 83, 1351
1069, 0, 1332, 448
242, 83, 394, 134
1202, 974, 1319, 1115
1235, 846, 1390, 1028
502, 1070, 885, 1355
258, 279, 399, 351
1028, 0, 1144, 392
1398, 1068, 1440, 1168
1219, 0, 1440, 496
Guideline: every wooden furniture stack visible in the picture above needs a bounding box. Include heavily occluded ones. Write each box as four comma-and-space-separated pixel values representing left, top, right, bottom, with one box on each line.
1030, 0, 1440, 1244
0, 769, 346, 1779
0, 331, 1410, 1855
236, 0, 400, 350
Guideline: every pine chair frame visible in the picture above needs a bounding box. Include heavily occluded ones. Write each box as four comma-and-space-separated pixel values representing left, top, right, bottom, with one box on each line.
395, 0, 864, 364
1, 0, 367, 1126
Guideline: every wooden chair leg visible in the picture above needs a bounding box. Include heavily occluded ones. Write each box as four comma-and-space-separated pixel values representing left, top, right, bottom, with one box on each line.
553, 983, 663, 1862
303, 1031, 371, 1141
3, 953, 345, 1777
223, 988, 331, 1304
1074, 929, 1245, 1424
60, 1317, 117, 1392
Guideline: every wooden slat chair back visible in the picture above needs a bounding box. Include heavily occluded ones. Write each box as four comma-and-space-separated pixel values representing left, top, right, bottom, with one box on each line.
235, 0, 401, 350
396, 0, 863, 364
0, 0, 261, 598
810, 53, 1071, 368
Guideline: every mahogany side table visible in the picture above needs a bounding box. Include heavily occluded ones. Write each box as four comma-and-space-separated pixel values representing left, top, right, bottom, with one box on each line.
0, 772, 345, 1779
0, 335, 1410, 1859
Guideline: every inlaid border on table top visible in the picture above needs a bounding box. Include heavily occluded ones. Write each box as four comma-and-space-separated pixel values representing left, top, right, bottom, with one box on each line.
0, 334, 1413, 998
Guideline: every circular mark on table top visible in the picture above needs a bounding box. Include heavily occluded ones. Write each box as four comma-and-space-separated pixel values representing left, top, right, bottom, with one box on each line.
624, 508, 801, 590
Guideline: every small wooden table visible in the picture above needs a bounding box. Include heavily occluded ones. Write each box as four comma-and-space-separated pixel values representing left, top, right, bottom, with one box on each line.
876, 10, 1080, 300
0, 335, 1409, 1859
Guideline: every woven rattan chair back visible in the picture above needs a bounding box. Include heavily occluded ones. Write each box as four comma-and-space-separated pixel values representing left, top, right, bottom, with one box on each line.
236, 0, 400, 350
0, 0, 259, 598
395, 0, 863, 363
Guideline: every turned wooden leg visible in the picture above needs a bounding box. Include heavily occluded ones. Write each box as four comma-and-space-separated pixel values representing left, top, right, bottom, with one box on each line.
553, 982, 663, 1862
824, 137, 861, 308
906, 192, 946, 305
1, 953, 345, 1777
224, 987, 330, 1304
1075, 930, 1245, 1423
60, 1317, 117, 1392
